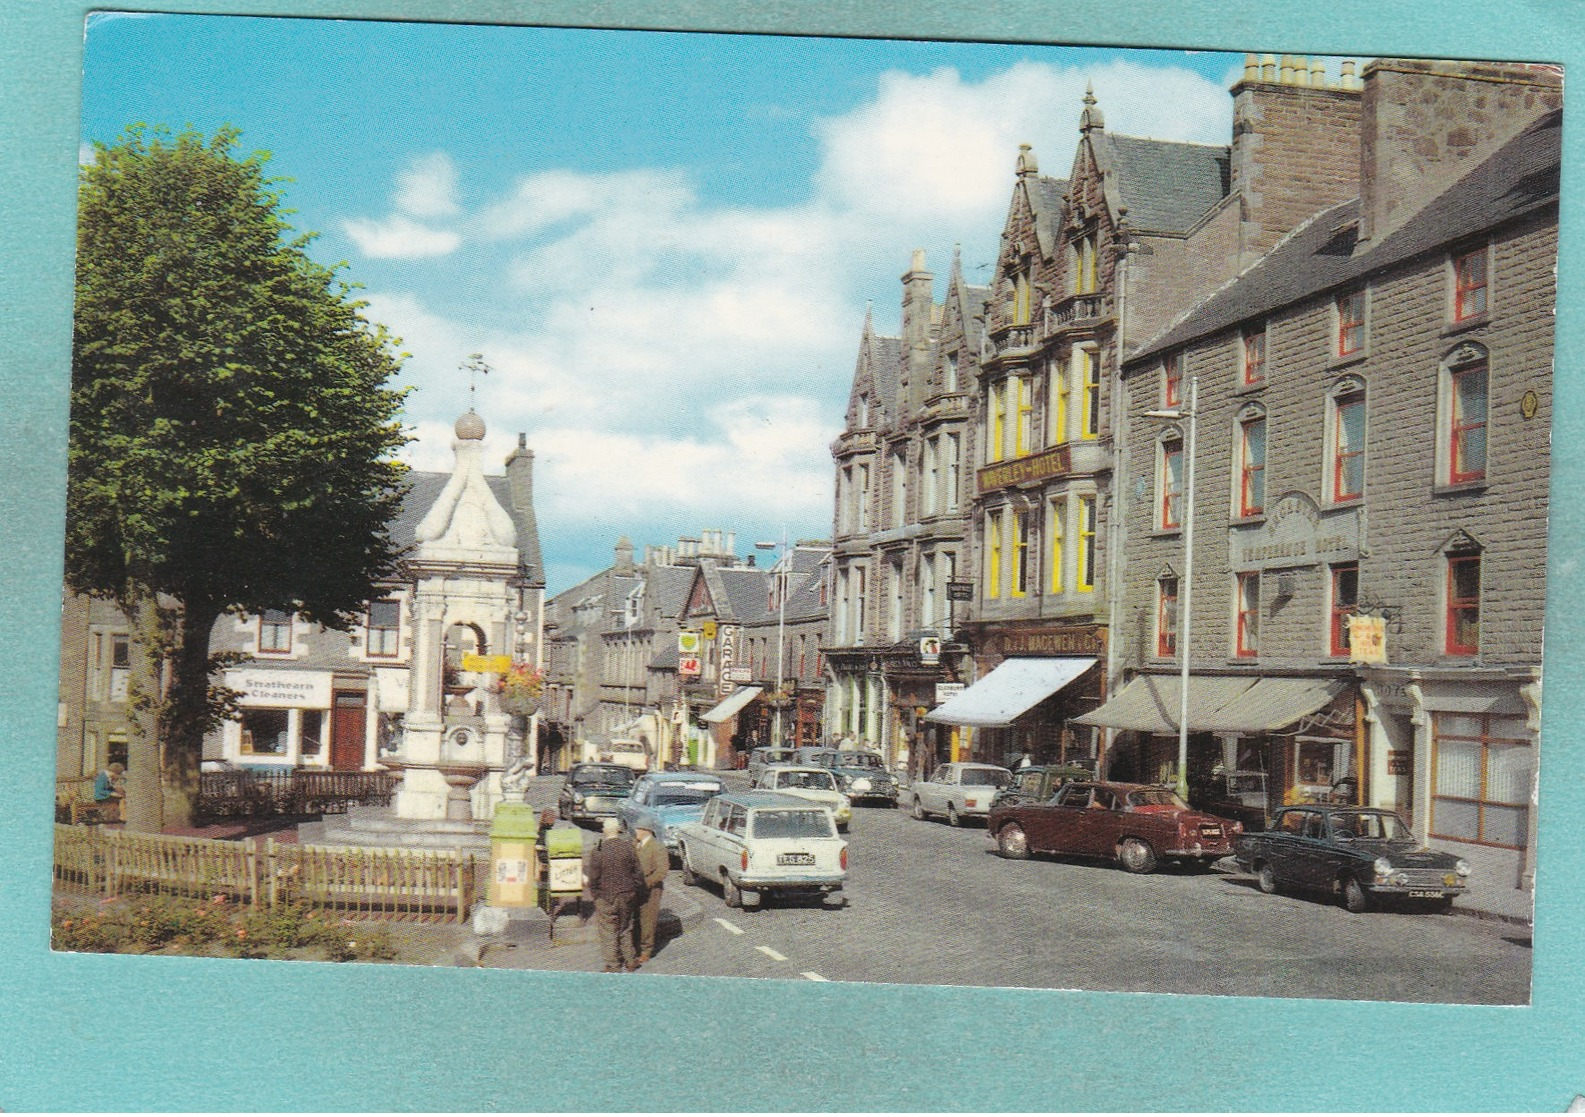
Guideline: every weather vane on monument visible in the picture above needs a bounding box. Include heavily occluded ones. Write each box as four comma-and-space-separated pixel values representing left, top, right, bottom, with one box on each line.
461, 352, 491, 411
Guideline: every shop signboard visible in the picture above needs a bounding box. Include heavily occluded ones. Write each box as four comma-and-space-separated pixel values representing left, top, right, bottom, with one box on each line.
227, 669, 333, 708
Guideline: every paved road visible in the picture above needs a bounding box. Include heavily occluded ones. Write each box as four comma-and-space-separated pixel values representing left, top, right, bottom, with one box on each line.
515, 775, 1530, 1002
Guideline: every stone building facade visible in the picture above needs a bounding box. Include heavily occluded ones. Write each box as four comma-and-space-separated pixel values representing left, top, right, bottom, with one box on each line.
1087, 59, 1560, 906
826, 249, 986, 774
936, 60, 1368, 772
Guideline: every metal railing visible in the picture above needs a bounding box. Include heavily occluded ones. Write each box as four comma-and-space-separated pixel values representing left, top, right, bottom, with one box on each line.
197, 769, 400, 818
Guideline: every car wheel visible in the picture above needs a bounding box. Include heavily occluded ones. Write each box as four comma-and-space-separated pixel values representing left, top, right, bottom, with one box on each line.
1340, 875, 1369, 914
740, 887, 762, 911
1256, 863, 1278, 895
911, 797, 926, 821
824, 892, 848, 909
997, 824, 1030, 860
722, 873, 743, 909
1118, 837, 1157, 874
947, 804, 962, 827
679, 847, 699, 887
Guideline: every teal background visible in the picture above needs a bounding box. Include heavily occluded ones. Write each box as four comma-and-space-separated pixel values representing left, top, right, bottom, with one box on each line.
2, 1, 1582, 1110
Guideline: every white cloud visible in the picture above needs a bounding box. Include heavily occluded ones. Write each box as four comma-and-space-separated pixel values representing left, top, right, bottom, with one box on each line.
342, 214, 461, 259
394, 151, 460, 218
351, 56, 1233, 586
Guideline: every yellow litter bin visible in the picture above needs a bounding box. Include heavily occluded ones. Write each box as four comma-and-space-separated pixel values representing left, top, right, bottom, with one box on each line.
488, 801, 540, 908
540, 824, 585, 913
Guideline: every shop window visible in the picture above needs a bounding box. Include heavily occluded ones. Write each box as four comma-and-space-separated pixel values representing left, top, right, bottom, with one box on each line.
1238, 410, 1267, 518
258, 610, 293, 654
1432, 713, 1530, 848
366, 599, 401, 657
1335, 289, 1367, 358
1446, 552, 1481, 655
1159, 435, 1184, 530
1452, 247, 1488, 322
1242, 326, 1266, 385
241, 708, 290, 756
1157, 575, 1178, 658
1328, 562, 1359, 658
1076, 496, 1096, 593
299, 709, 324, 757
1235, 572, 1261, 658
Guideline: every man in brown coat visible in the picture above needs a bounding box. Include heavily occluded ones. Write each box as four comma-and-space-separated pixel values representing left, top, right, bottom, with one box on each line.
633, 824, 669, 963
584, 818, 644, 972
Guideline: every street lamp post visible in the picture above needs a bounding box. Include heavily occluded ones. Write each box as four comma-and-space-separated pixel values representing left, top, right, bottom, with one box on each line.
1146, 376, 1198, 802
756, 533, 790, 750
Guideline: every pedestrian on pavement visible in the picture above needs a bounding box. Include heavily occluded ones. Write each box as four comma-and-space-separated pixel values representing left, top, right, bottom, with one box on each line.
633, 823, 668, 963
584, 817, 644, 972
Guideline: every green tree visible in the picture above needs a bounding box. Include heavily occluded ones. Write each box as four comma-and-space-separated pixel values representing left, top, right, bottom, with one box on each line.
68, 126, 410, 830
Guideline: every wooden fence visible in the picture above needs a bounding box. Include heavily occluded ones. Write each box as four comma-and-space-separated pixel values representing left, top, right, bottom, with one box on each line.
53, 825, 477, 923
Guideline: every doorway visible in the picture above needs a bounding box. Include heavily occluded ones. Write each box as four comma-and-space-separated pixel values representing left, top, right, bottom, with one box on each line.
330, 690, 367, 770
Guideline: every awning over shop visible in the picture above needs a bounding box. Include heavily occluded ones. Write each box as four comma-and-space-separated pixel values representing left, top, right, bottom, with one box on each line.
700, 686, 763, 724
1074, 674, 1348, 734
925, 657, 1097, 728
1072, 675, 1257, 734
1206, 677, 1347, 733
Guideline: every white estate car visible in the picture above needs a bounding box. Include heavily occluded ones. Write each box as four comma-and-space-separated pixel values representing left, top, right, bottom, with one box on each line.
753, 765, 853, 830
674, 791, 848, 910
908, 762, 1014, 826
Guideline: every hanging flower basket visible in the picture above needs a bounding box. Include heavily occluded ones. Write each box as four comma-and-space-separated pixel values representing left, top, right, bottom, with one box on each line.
495, 662, 545, 717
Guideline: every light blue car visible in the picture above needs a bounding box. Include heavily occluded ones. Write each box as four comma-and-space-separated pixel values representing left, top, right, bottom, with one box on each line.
616, 771, 728, 860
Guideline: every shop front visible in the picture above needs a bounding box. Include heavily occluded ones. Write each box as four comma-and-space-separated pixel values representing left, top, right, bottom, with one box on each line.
925, 655, 1101, 770
221, 668, 340, 769
1075, 672, 1358, 819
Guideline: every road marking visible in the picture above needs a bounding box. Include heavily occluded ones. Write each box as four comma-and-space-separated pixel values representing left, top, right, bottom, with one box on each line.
757, 945, 788, 962
801, 972, 829, 982
714, 918, 744, 935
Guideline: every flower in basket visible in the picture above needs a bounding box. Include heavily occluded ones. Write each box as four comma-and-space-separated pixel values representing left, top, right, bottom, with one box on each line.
495, 662, 546, 716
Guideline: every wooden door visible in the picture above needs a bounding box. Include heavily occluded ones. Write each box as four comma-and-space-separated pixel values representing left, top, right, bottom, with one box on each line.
330, 691, 367, 770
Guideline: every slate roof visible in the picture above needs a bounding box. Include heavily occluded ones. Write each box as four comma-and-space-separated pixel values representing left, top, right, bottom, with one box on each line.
713, 565, 774, 625
1100, 134, 1231, 235
1130, 109, 1561, 365
649, 565, 695, 620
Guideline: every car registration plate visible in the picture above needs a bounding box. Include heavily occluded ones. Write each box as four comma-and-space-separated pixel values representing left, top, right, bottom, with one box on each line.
778, 852, 815, 866
1201, 827, 1222, 837
1407, 889, 1445, 898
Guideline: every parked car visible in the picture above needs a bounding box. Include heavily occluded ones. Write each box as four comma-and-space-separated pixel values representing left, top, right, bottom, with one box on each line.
616, 771, 727, 859
598, 739, 650, 772
752, 765, 852, 830
907, 762, 1014, 826
674, 791, 848, 910
988, 780, 1243, 873
1234, 805, 1471, 913
746, 747, 797, 783
557, 763, 638, 824
989, 763, 1094, 811
1188, 768, 1272, 832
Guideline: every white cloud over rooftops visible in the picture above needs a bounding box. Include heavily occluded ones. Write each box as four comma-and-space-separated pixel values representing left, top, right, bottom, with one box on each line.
349, 56, 1232, 588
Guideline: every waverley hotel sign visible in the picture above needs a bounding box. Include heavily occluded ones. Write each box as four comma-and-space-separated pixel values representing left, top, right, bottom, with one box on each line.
1232, 491, 1359, 572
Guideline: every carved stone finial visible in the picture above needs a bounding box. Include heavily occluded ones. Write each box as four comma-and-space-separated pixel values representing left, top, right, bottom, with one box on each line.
1016, 143, 1038, 177
1079, 83, 1105, 134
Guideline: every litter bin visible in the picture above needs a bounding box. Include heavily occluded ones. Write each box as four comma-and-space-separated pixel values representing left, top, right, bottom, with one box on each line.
488, 800, 540, 908
539, 824, 585, 914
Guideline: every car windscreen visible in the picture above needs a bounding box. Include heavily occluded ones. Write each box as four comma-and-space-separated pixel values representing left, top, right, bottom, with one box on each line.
1127, 788, 1189, 808
751, 809, 836, 840
574, 766, 635, 786
781, 770, 836, 790
652, 785, 720, 807
837, 752, 884, 768
962, 767, 1012, 787
1330, 811, 1411, 841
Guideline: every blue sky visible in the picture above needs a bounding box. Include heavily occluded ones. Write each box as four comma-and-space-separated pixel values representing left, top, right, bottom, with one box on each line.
80, 14, 1295, 592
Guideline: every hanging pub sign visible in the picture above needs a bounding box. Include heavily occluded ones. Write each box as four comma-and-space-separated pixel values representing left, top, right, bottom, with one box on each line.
919, 635, 941, 665
1348, 615, 1387, 664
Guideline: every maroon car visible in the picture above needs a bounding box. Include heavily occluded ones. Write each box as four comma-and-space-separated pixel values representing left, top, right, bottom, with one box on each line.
987, 780, 1242, 873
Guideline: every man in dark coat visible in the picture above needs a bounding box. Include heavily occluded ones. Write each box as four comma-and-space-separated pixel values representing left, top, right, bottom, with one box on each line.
584, 818, 644, 972
633, 824, 669, 963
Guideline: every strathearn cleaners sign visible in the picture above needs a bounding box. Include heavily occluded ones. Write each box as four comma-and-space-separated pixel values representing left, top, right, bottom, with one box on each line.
227, 669, 333, 708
